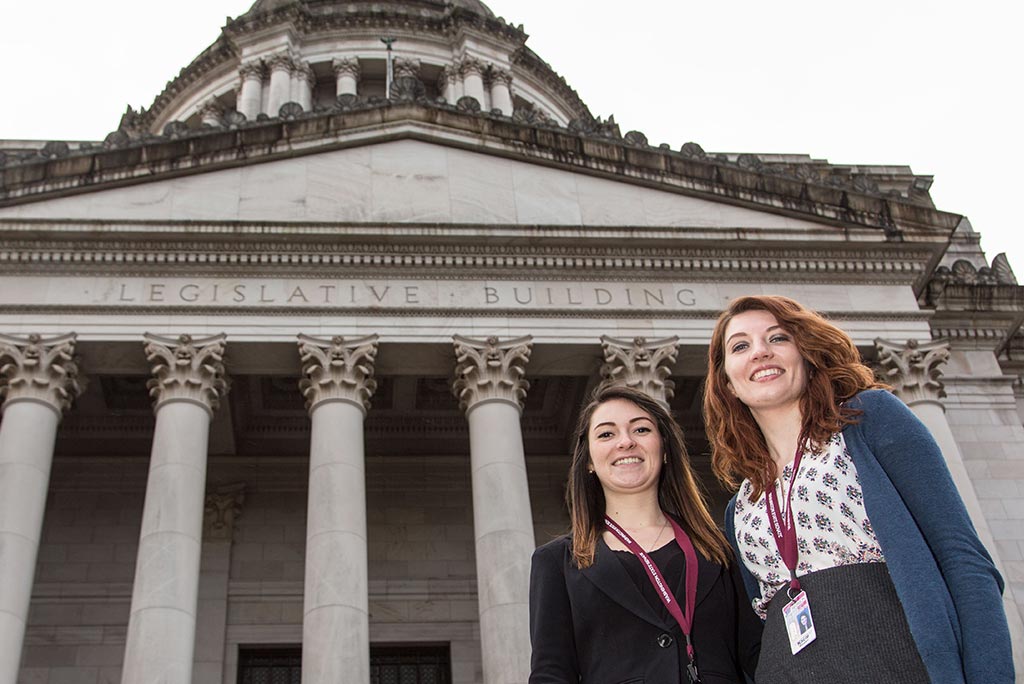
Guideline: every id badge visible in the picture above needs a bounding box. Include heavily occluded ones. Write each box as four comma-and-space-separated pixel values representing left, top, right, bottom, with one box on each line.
782, 590, 816, 654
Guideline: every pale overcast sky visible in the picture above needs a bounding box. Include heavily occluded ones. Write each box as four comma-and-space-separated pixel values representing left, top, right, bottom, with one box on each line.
2, 1, 1021, 274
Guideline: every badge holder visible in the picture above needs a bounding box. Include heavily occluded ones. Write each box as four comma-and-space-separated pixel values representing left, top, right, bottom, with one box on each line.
782, 586, 816, 654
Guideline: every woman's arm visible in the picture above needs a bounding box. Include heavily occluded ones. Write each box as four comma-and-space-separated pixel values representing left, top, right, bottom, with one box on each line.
854, 390, 1013, 682
528, 541, 580, 684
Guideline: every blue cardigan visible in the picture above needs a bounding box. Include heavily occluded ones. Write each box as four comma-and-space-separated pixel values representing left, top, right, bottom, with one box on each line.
724, 389, 1013, 683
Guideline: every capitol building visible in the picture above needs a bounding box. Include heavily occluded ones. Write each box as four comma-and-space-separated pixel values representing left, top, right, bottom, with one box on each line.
1, 1, 1022, 682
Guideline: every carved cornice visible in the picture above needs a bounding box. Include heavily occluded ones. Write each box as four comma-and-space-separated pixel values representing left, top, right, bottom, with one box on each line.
143, 332, 228, 414
204, 482, 246, 541
297, 333, 379, 413
0, 103, 956, 239
599, 335, 679, 406
452, 335, 532, 413
0, 332, 83, 414
874, 337, 950, 405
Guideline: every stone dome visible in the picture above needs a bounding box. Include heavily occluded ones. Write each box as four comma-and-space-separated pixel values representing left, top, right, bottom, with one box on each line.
243, 0, 496, 19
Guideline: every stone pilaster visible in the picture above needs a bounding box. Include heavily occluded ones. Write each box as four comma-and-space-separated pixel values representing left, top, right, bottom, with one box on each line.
599, 335, 679, 407
458, 57, 487, 107
121, 333, 228, 684
452, 335, 533, 684
332, 57, 360, 96
266, 52, 295, 117
193, 484, 245, 684
298, 334, 378, 684
488, 68, 513, 115
293, 61, 315, 112
237, 61, 264, 120
0, 333, 82, 684
438, 64, 460, 102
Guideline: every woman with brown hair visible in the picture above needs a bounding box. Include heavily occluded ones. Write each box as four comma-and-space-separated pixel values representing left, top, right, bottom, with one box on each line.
703, 294, 1012, 683
529, 384, 761, 684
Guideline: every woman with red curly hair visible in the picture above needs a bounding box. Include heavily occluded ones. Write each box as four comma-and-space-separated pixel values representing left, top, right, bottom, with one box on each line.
703, 295, 1012, 683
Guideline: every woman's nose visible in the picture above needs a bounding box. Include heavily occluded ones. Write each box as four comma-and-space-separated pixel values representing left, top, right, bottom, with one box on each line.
751, 340, 773, 360
616, 431, 636, 448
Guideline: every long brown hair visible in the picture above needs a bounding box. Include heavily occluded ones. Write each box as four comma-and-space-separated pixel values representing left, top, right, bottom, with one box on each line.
567, 384, 731, 568
703, 295, 886, 500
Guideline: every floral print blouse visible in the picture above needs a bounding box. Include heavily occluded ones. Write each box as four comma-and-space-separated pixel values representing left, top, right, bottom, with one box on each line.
733, 431, 885, 618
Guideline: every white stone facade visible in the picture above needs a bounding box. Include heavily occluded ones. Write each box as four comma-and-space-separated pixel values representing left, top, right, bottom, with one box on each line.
2, 1, 1023, 682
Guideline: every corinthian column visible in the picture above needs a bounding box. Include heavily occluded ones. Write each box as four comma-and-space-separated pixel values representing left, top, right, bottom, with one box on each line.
332, 57, 360, 97
489, 68, 513, 115
459, 57, 487, 106
121, 334, 228, 684
297, 334, 379, 684
600, 335, 679, 407
237, 61, 264, 120
0, 333, 82, 684
266, 52, 295, 116
452, 335, 534, 684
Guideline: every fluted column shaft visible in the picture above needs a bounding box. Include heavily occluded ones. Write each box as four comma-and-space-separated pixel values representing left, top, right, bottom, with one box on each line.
0, 333, 81, 684
460, 58, 487, 105
293, 62, 314, 112
453, 335, 534, 684
267, 54, 294, 116
298, 334, 379, 684
121, 334, 227, 684
237, 62, 264, 120
489, 69, 513, 115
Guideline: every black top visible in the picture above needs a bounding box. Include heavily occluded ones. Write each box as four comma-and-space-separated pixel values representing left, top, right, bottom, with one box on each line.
529, 534, 762, 684
613, 541, 684, 624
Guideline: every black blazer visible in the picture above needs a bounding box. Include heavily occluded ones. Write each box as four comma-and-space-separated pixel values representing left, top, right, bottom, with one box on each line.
529, 534, 761, 684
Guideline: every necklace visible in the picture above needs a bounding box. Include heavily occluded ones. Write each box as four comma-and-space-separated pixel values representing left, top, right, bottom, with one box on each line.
646, 516, 669, 552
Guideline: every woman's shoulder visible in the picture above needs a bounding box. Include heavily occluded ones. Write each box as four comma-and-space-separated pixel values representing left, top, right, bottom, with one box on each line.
532, 533, 572, 559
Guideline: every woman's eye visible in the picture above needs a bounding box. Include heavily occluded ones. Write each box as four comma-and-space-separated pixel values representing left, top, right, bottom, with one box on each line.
770, 334, 790, 343
634, 426, 651, 435
596, 430, 613, 439
730, 341, 748, 353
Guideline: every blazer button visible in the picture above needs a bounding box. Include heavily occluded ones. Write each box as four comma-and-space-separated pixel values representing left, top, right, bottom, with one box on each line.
656, 633, 674, 649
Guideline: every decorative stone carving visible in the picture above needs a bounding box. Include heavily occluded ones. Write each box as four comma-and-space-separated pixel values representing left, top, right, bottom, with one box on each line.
203, 483, 246, 541
40, 141, 70, 159
452, 335, 533, 413
297, 61, 316, 87
278, 101, 304, 119
332, 57, 361, 79
390, 75, 426, 102
143, 333, 228, 413
737, 153, 763, 171
456, 95, 481, 113
103, 130, 130, 148
852, 175, 880, 193
458, 56, 487, 77
335, 93, 362, 110
599, 335, 679, 406
266, 51, 296, 73
874, 338, 950, 405
0, 333, 83, 413
198, 99, 223, 126
393, 57, 421, 79
162, 121, 190, 139
623, 130, 648, 147
679, 142, 706, 159
117, 105, 147, 135
568, 114, 620, 139
222, 110, 247, 128
437, 64, 458, 90
238, 61, 265, 80
513, 106, 551, 126
297, 333, 379, 413
489, 67, 513, 87
932, 255, 1018, 286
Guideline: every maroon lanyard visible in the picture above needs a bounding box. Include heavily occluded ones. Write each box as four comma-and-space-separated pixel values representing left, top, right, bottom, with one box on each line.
764, 447, 804, 592
605, 514, 699, 666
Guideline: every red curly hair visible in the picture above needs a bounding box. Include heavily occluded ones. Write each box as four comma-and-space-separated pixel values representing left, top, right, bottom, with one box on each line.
703, 295, 886, 500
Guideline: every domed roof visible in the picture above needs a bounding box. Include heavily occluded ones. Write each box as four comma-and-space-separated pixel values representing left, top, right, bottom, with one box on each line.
244, 0, 495, 19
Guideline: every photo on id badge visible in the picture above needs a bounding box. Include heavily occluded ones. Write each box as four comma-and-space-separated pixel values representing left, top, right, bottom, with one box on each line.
783, 591, 816, 654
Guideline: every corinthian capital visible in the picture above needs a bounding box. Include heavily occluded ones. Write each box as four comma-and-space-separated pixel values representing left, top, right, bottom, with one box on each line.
874, 337, 950, 405
0, 332, 84, 414
600, 335, 679, 407
143, 333, 228, 414
393, 57, 421, 79
452, 335, 532, 413
489, 67, 513, 87
458, 56, 486, 77
297, 333, 379, 414
332, 57, 361, 79
266, 51, 296, 73
238, 60, 265, 80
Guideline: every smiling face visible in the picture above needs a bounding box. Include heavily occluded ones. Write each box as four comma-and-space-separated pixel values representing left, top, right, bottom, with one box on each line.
587, 398, 664, 500
722, 309, 809, 417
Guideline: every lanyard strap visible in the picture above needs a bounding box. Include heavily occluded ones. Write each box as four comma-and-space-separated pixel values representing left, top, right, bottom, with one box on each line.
604, 514, 699, 660
764, 447, 804, 592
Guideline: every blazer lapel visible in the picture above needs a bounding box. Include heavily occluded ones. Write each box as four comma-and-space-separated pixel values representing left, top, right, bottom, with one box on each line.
580, 537, 670, 630
682, 551, 724, 610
